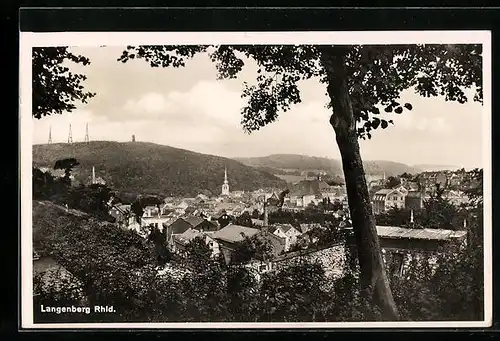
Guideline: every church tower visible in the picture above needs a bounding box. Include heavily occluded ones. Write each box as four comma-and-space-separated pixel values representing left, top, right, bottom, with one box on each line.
221, 167, 230, 196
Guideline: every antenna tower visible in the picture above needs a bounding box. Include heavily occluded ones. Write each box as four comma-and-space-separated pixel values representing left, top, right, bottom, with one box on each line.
48, 126, 52, 144
68, 123, 73, 144
85, 123, 89, 143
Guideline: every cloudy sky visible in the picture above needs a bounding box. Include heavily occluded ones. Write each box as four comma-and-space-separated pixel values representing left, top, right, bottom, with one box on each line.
31, 46, 485, 168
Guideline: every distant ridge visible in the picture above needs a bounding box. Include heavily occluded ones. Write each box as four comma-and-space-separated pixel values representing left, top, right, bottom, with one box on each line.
32, 141, 287, 197
234, 154, 422, 177
412, 164, 461, 172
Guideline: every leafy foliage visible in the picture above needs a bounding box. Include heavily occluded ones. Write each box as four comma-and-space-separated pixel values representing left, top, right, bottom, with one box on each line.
184, 236, 213, 272
234, 211, 254, 227
120, 44, 481, 139
258, 259, 331, 322
32, 47, 96, 119
68, 183, 114, 221
130, 195, 163, 224
33, 165, 115, 221
420, 186, 466, 230
390, 241, 483, 321
386, 176, 401, 189
147, 226, 172, 266
53, 157, 79, 185
33, 190, 483, 323
231, 234, 274, 264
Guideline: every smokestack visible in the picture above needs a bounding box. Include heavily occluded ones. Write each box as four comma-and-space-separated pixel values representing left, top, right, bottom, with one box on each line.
92, 166, 95, 184
263, 202, 269, 227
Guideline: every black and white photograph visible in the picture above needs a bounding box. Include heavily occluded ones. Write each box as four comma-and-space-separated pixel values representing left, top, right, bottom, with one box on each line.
20, 31, 491, 328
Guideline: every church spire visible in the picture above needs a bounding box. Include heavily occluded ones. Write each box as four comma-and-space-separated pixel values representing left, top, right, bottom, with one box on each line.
221, 166, 230, 196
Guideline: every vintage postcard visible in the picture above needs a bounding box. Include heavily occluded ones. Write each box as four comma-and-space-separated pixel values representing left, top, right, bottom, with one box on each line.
20, 31, 492, 329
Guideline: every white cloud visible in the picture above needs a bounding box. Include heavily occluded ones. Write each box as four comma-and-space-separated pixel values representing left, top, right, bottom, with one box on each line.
124, 92, 171, 113
31, 47, 485, 168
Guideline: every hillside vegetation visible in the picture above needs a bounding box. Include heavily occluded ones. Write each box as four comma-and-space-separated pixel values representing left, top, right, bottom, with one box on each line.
32, 141, 287, 197
235, 154, 423, 177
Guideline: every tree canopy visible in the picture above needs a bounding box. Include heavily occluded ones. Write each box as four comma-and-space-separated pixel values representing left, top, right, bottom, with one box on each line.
31, 42, 483, 322
118, 44, 481, 139
32, 47, 96, 119
117, 43, 482, 320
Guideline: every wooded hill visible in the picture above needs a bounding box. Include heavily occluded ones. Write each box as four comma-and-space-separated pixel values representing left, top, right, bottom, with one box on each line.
32, 141, 287, 197
235, 154, 424, 177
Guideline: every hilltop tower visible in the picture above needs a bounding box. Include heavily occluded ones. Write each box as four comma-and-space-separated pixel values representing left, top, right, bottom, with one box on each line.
48, 126, 52, 144
132, 134, 136, 142
221, 167, 230, 196
68, 123, 73, 144
85, 123, 89, 143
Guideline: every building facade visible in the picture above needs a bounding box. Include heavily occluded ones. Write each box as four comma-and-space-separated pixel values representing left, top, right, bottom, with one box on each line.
373, 188, 407, 214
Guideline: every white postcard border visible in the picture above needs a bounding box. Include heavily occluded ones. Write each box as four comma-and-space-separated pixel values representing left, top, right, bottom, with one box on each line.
20, 30, 493, 329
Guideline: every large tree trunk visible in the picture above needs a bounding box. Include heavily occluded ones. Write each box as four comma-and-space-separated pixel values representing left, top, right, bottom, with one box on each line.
319, 46, 399, 321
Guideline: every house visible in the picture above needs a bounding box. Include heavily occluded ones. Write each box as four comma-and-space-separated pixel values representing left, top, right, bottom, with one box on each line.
372, 188, 407, 214
231, 190, 245, 198
393, 185, 409, 196
270, 224, 302, 251
253, 230, 287, 258
108, 204, 131, 225
212, 224, 261, 263
443, 190, 469, 206
302, 194, 316, 207
170, 228, 220, 257
165, 215, 218, 240
184, 205, 199, 216
196, 193, 210, 201
212, 209, 231, 222
407, 181, 420, 191
182, 215, 219, 232
141, 205, 172, 231
231, 207, 245, 217
175, 201, 190, 214
346, 225, 467, 278
252, 218, 265, 227
298, 223, 322, 234
405, 191, 424, 210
